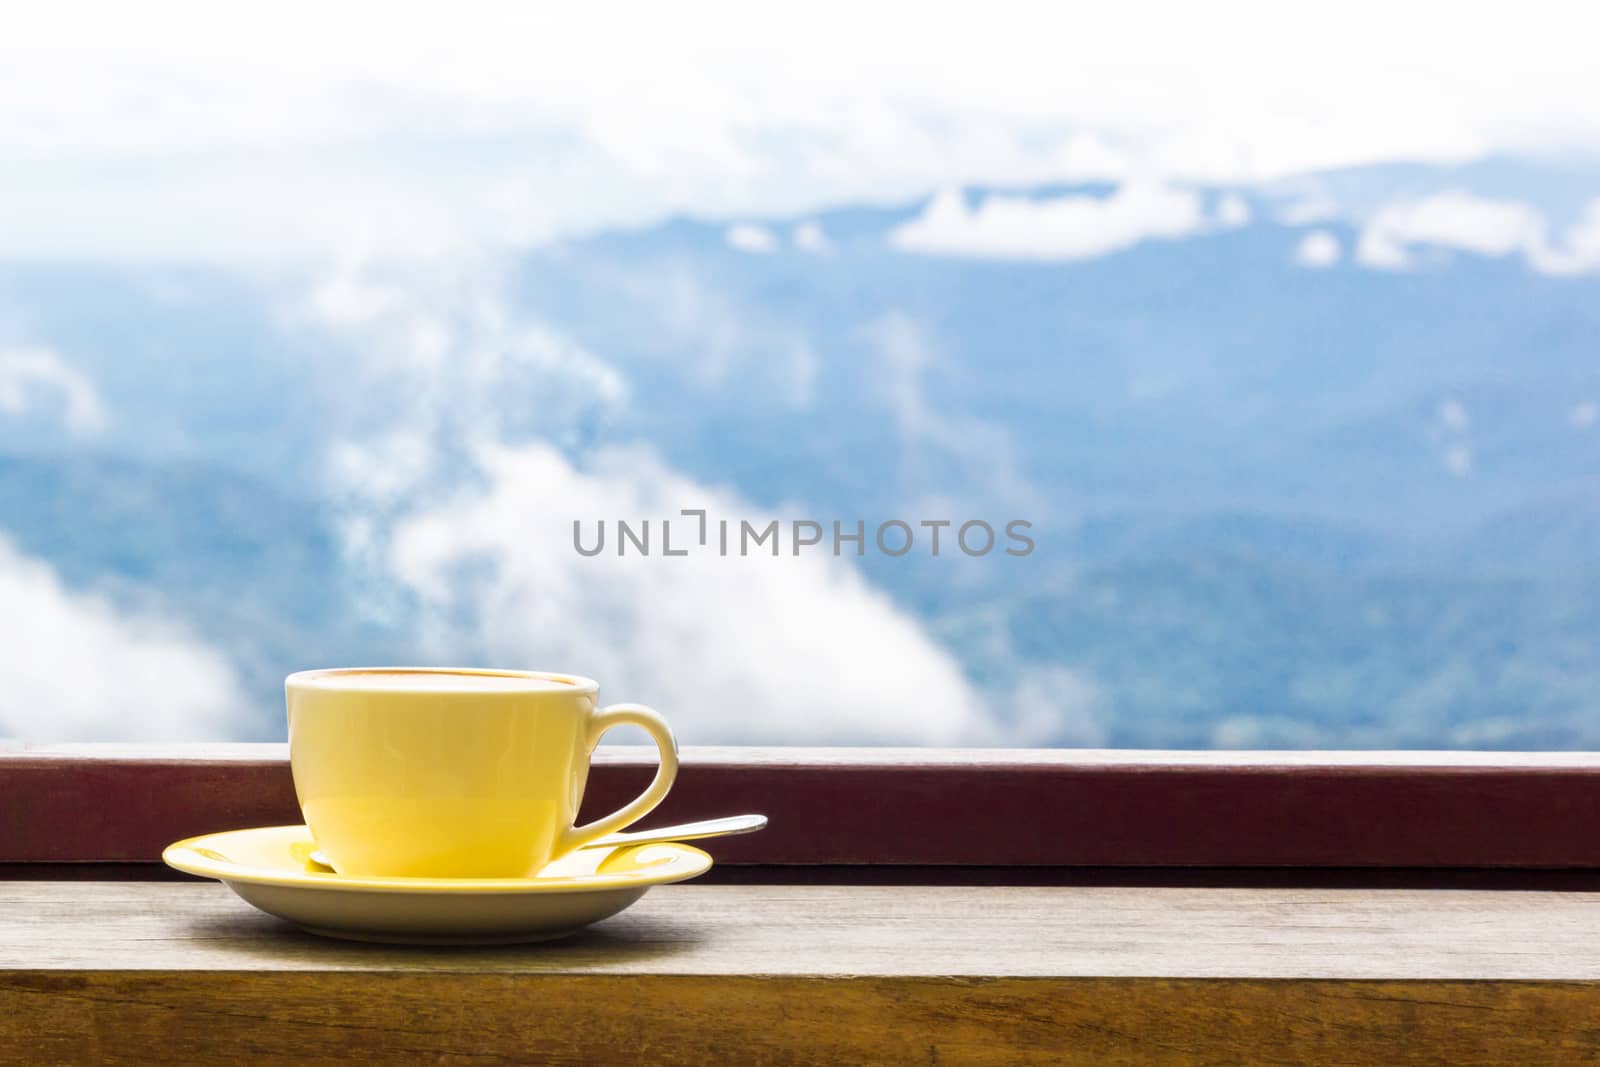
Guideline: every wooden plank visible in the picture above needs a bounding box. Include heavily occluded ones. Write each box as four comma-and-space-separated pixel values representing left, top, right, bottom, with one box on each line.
4, 883, 1600, 1064
6, 744, 1600, 868
7, 882, 1600, 977
7, 974, 1600, 1066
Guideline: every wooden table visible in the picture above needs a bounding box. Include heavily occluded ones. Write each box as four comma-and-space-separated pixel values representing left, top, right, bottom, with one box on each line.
6, 882, 1600, 1064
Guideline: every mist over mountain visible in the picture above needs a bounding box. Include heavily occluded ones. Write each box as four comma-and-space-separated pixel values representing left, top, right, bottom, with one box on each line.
2, 159, 1598, 745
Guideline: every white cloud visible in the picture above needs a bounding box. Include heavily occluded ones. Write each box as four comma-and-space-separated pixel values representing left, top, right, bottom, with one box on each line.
300, 257, 627, 489
1051, 133, 1138, 182
0, 346, 108, 436
1535, 197, 1600, 276
1294, 229, 1341, 268
307, 266, 1092, 746
607, 264, 750, 387
307, 266, 403, 329
725, 224, 778, 254
890, 184, 1206, 261
1431, 397, 1472, 475
1215, 194, 1252, 227
602, 260, 820, 403
293, 258, 637, 627
870, 312, 940, 440
1570, 400, 1598, 429
1356, 191, 1600, 275
1278, 197, 1340, 225
1436, 398, 1470, 431
4, 3, 1599, 262
0, 535, 249, 740
792, 220, 831, 253
1358, 190, 1546, 269
328, 430, 436, 509
379, 440, 1072, 745
1003, 666, 1105, 746
779, 336, 820, 408
1443, 443, 1473, 476
862, 312, 1038, 511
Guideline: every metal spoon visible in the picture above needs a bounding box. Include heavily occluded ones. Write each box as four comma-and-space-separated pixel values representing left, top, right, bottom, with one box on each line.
307, 813, 767, 871
588, 812, 767, 848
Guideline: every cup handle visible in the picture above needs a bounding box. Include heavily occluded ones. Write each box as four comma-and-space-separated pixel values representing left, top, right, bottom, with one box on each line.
558, 702, 680, 858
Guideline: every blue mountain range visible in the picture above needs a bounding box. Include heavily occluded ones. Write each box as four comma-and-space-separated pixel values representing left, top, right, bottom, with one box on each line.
2, 158, 1597, 746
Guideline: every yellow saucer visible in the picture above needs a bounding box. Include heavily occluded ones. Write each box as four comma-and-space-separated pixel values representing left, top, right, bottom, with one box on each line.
163, 825, 712, 945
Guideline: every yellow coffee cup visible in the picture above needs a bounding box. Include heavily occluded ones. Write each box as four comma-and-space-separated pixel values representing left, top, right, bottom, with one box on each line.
285, 667, 679, 878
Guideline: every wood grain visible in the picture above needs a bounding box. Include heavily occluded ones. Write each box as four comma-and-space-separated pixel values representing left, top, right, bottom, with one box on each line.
4, 883, 1600, 1064
7, 744, 1600, 868
10, 882, 1600, 978
8, 974, 1600, 1066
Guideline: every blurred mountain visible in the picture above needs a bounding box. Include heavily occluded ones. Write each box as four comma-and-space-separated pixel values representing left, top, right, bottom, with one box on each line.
2, 157, 1599, 744
515, 179, 1600, 545
0, 452, 405, 734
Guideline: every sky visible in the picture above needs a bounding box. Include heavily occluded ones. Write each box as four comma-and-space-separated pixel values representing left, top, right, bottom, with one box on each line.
3, 2, 1600, 744
3, 2, 1600, 263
